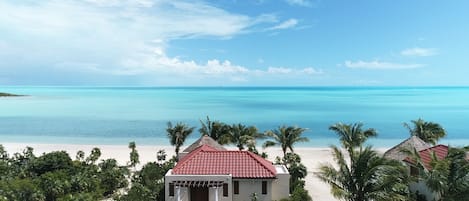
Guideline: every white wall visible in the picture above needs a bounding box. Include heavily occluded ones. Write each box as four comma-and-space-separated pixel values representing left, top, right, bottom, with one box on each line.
165, 170, 291, 201
410, 181, 438, 201
232, 179, 273, 201
271, 173, 290, 201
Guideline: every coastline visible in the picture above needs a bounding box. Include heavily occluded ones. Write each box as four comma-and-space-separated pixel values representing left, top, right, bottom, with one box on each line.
1, 142, 389, 201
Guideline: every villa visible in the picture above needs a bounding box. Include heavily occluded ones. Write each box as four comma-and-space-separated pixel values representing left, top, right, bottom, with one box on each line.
403, 145, 449, 201
165, 136, 290, 201
384, 137, 455, 201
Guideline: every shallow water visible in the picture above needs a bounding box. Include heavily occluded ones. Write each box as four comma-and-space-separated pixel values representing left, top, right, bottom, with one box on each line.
1, 86, 468, 147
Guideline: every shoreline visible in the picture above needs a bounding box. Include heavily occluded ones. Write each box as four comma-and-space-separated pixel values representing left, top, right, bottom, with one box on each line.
2, 136, 469, 148
1, 142, 391, 201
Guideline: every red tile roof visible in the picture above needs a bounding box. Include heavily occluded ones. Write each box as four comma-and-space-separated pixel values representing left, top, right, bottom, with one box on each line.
404, 144, 449, 170
172, 145, 277, 178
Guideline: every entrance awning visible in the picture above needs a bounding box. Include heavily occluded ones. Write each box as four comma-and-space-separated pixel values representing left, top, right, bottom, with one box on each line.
173, 180, 224, 187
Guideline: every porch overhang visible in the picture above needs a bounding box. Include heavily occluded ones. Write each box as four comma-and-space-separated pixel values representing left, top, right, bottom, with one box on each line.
172, 180, 225, 187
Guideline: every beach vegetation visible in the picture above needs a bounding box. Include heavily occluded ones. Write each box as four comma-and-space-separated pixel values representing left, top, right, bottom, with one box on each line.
404, 118, 446, 145
0, 92, 24, 97
328, 122, 377, 152
0, 146, 129, 201
128, 141, 139, 170
117, 152, 175, 201
228, 123, 264, 151
263, 125, 309, 158
316, 122, 410, 201
199, 116, 232, 144
166, 121, 195, 159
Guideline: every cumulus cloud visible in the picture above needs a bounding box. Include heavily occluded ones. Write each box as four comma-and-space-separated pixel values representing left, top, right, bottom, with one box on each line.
401, 47, 438, 57
116, 48, 323, 82
345, 60, 424, 70
0, 0, 256, 57
268, 19, 298, 30
285, 0, 312, 7
0, 0, 313, 85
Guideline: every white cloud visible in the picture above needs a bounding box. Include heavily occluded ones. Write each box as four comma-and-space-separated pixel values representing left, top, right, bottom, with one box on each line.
0, 0, 314, 85
267, 67, 292, 74
302, 67, 323, 74
269, 19, 298, 30
345, 60, 424, 70
401, 47, 438, 57
264, 67, 322, 75
285, 0, 312, 7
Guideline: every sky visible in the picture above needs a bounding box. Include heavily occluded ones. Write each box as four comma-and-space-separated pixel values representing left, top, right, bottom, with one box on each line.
1, 0, 468, 86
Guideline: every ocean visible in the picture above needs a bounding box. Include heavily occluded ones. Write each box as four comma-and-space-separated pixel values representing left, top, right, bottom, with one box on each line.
1, 86, 469, 147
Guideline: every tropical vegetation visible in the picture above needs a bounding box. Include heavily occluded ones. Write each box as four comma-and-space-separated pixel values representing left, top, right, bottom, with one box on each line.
0, 118, 466, 201
263, 125, 309, 158
0, 145, 129, 201
404, 118, 446, 145
316, 122, 410, 201
166, 121, 195, 159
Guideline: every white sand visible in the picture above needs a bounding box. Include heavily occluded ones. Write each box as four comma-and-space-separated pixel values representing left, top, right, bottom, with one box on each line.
2, 143, 387, 201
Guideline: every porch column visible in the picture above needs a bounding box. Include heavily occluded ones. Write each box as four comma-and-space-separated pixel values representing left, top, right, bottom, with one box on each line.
176, 186, 181, 201
214, 186, 219, 201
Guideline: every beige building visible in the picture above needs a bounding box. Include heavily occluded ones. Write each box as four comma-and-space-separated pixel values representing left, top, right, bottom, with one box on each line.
165, 136, 290, 201
384, 137, 447, 201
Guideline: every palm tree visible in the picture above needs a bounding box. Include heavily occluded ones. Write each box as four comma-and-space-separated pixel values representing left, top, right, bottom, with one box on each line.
329, 122, 377, 152
404, 118, 446, 145
229, 124, 264, 150
128, 141, 139, 170
316, 146, 409, 201
316, 122, 409, 201
166, 122, 195, 159
198, 116, 231, 144
263, 125, 309, 158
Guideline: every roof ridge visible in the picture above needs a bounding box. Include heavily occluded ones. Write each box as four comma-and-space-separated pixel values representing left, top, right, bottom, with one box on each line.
420, 144, 448, 153
383, 135, 428, 156
172, 148, 277, 178
246, 151, 276, 176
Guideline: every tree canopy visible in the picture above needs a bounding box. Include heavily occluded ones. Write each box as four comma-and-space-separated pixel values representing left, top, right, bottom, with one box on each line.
404, 118, 446, 145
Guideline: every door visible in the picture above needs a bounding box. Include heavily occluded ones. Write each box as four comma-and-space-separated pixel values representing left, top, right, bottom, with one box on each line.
190, 186, 209, 201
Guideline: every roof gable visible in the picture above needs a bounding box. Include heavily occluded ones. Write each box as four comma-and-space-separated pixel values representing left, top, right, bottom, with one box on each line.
182, 135, 226, 154
173, 145, 277, 178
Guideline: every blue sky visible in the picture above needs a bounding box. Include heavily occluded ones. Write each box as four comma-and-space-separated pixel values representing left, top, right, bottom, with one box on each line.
1, 0, 468, 86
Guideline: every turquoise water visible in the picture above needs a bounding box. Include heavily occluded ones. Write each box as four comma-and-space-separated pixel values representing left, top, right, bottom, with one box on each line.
1, 86, 469, 147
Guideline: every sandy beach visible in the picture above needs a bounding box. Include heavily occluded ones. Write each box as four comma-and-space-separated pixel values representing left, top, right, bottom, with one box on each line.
2, 142, 389, 201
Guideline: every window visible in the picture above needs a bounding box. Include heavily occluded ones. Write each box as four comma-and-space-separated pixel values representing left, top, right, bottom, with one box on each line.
169, 183, 174, 196
223, 183, 228, 197
410, 166, 419, 176
234, 181, 239, 194
262, 181, 267, 195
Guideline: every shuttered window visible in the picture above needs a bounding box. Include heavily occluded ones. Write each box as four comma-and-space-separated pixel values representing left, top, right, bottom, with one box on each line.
169, 183, 174, 196
234, 181, 239, 194
262, 181, 267, 195
223, 183, 228, 197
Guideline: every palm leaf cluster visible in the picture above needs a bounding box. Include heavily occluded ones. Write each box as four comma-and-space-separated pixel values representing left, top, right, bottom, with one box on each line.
166, 122, 195, 158
404, 118, 446, 145
263, 125, 309, 158
316, 123, 410, 201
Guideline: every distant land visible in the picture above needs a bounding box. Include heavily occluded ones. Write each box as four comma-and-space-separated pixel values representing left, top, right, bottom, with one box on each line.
0, 92, 25, 97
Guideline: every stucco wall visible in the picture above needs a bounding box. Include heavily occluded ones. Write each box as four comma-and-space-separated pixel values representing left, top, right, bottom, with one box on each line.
271, 173, 290, 201
232, 179, 273, 201
410, 181, 438, 201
